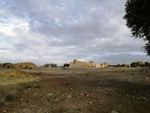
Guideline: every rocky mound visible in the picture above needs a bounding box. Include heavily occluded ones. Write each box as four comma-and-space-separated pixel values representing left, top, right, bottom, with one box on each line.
0, 70, 38, 85
0, 62, 38, 69
0, 63, 15, 68
15, 62, 38, 69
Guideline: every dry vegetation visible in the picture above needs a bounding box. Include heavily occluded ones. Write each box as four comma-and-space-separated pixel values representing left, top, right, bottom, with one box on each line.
0, 70, 38, 85
0, 67, 150, 113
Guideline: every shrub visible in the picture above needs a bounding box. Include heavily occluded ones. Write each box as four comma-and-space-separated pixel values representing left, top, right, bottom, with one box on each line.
5, 94, 14, 101
0, 102, 5, 107
44, 64, 50, 68
63, 63, 70, 68
34, 85, 41, 89
50, 63, 57, 68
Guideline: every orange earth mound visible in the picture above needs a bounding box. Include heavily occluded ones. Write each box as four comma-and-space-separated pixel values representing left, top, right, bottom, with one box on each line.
15, 62, 38, 69
0, 70, 38, 85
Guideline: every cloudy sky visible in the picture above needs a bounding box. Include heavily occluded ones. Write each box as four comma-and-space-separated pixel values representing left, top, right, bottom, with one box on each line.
0, 0, 149, 66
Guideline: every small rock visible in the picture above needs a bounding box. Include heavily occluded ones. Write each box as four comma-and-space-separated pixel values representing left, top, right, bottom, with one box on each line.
21, 98, 23, 101
30, 105, 38, 109
54, 98, 59, 103
84, 92, 90, 97
4, 102, 9, 105
40, 108, 43, 111
44, 111, 49, 113
90, 101, 93, 104
126, 95, 130, 97
3, 110, 6, 112
47, 93, 53, 97
33, 93, 39, 96
67, 95, 71, 98
143, 98, 147, 101
111, 110, 118, 113
22, 108, 32, 113
52, 107, 56, 110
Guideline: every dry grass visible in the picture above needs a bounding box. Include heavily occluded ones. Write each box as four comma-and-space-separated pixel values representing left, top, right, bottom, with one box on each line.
138, 67, 150, 74
0, 67, 150, 113
0, 81, 40, 107
0, 70, 38, 85
0, 70, 38, 107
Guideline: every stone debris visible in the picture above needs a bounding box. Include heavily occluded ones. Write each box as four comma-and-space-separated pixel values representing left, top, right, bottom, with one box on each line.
111, 110, 118, 113
89, 101, 93, 104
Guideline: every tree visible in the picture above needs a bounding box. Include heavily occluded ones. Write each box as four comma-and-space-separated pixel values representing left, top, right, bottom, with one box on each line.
44, 63, 57, 68
50, 63, 57, 68
136, 61, 144, 67
145, 62, 150, 67
121, 64, 126, 67
130, 62, 137, 67
116, 64, 121, 67
44, 63, 50, 68
130, 61, 144, 67
63, 63, 70, 68
124, 0, 150, 55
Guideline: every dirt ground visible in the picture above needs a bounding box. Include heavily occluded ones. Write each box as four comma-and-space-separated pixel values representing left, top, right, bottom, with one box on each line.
0, 67, 150, 113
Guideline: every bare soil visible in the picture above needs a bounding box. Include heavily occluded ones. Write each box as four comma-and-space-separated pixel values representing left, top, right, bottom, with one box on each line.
0, 67, 150, 113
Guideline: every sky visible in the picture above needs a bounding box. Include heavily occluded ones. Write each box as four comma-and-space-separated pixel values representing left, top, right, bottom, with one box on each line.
0, 0, 149, 66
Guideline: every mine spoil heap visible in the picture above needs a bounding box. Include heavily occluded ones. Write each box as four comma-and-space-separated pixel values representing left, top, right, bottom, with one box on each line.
15, 62, 38, 69
0, 70, 38, 85
0, 62, 38, 69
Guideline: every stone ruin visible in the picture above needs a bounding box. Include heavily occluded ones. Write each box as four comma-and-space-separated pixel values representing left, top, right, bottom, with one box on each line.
100, 62, 108, 68
69, 59, 107, 69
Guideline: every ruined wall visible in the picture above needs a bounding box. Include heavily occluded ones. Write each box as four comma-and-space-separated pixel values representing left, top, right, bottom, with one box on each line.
95, 64, 101, 68
100, 62, 108, 68
69, 59, 100, 69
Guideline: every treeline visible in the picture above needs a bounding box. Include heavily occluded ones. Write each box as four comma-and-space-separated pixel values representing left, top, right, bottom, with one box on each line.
43, 63, 70, 68
109, 61, 150, 67
130, 61, 150, 67
43, 63, 57, 68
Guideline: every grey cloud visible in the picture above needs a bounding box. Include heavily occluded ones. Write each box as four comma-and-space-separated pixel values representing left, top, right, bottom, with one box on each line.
0, 0, 149, 65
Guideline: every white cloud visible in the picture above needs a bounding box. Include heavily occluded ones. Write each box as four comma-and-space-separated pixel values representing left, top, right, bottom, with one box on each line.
0, 0, 149, 66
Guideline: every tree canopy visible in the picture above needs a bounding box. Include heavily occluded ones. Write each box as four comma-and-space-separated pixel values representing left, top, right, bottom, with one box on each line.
43, 63, 57, 68
124, 0, 150, 55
